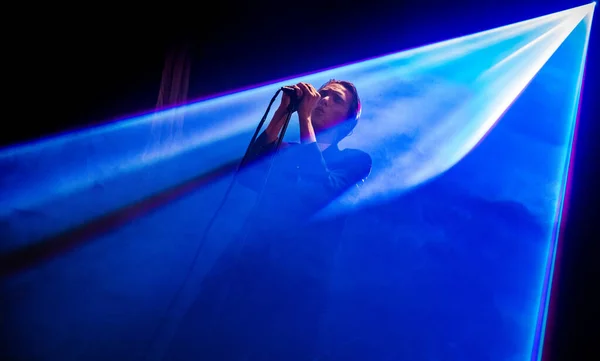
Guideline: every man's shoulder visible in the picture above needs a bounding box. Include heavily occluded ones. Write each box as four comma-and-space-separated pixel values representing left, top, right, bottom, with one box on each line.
341, 148, 372, 164
340, 148, 372, 179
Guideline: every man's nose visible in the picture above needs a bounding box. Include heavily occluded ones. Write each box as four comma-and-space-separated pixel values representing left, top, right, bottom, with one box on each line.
320, 96, 330, 106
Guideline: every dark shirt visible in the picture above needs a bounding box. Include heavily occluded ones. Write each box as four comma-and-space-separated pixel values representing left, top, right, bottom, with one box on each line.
237, 131, 372, 233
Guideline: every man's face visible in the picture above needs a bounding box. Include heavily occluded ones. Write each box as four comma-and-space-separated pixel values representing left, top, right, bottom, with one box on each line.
311, 82, 354, 132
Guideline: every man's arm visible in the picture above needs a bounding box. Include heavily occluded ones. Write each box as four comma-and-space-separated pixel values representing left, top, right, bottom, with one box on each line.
237, 84, 308, 189
236, 107, 291, 190
244, 106, 289, 161
263, 107, 289, 144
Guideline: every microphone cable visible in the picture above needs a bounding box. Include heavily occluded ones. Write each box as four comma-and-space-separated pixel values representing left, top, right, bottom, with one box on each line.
143, 87, 297, 361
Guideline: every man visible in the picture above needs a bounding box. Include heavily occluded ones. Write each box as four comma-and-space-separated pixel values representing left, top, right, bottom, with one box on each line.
237, 79, 372, 233
166, 80, 371, 361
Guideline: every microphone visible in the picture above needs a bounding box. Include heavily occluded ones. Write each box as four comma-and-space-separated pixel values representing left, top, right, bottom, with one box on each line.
281, 86, 302, 112
281, 86, 297, 97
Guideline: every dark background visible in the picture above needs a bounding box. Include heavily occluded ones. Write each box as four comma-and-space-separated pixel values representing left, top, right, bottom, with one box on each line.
4, 0, 598, 359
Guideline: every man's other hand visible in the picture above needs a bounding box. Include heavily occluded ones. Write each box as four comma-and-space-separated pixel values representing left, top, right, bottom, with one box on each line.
296, 82, 321, 121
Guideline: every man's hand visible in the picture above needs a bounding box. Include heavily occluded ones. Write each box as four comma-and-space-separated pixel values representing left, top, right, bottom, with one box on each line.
275, 84, 303, 114
296, 82, 321, 121
266, 84, 303, 142
275, 82, 320, 119
268, 82, 319, 143
295, 82, 319, 144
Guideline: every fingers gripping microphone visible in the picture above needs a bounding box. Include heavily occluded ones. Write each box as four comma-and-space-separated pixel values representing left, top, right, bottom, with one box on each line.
280, 86, 302, 112
281, 86, 296, 96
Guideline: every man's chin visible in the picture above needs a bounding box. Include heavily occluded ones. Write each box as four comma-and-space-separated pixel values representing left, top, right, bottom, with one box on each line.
312, 120, 325, 132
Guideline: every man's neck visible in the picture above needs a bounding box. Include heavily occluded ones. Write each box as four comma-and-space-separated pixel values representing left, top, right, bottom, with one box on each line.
315, 130, 337, 151
318, 142, 332, 152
